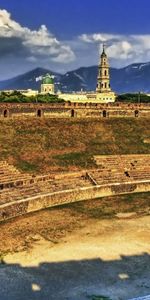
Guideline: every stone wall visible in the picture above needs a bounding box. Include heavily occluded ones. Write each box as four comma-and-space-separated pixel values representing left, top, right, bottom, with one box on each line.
0, 102, 150, 118
0, 180, 150, 222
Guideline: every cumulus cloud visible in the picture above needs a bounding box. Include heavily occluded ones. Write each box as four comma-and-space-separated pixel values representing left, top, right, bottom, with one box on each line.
0, 8, 150, 80
79, 33, 150, 66
0, 9, 75, 79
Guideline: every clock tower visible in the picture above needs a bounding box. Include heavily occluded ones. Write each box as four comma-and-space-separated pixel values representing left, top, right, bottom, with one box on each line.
96, 44, 111, 93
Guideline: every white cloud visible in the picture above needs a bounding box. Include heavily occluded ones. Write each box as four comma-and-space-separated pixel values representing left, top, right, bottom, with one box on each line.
80, 33, 117, 43
79, 33, 150, 66
0, 9, 75, 64
0, 9, 150, 80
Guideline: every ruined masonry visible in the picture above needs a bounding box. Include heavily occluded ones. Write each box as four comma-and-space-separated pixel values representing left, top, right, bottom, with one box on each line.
0, 155, 150, 222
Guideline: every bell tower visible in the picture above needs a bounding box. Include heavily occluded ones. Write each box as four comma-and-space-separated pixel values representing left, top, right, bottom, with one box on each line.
96, 44, 111, 93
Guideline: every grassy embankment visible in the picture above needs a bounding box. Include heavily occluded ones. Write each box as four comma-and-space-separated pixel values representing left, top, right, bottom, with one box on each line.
0, 117, 149, 173
0, 117, 150, 257
0, 192, 150, 255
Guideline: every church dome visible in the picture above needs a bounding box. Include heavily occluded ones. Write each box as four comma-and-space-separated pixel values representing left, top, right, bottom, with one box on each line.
42, 74, 54, 84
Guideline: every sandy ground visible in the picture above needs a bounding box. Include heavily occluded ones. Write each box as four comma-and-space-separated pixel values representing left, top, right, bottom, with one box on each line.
0, 215, 150, 300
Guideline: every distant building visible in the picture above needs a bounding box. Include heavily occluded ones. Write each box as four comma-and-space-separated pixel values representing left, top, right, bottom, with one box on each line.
0, 89, 38, 97
96, 44, 116, 102
96, 45, 111, 93
0, 47, 116, 103
41, 74, 55, 94
22, 89, 39, 97
58, 45, 116, 103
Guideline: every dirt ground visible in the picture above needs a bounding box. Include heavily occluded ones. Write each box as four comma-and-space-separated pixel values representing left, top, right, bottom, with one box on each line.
0, 194, 150, 300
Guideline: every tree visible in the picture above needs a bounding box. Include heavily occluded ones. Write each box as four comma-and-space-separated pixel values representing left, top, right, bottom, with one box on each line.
0, 92, 65, 103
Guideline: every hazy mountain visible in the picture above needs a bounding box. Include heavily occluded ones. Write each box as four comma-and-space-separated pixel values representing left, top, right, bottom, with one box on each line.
1, 63, 150, 93
110, 62, 150, 93
0, 68, 61, 91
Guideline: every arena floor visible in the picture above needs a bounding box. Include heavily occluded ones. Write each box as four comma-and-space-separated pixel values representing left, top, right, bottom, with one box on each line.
0, 214, 150, 300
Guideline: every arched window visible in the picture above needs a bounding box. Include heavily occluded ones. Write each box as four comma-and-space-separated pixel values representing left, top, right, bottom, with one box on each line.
104, 70, 107, 76
103, 110, 107, 117
4, 109, 8, 118
71, 109, 75, 117
2, 212, 7, 219
105, 83, 107, 89
135, 110, 139, 117
37, 109, 42, 117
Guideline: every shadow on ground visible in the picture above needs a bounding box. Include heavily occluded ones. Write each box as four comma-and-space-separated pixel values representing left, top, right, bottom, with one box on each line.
0, 253, 150, 300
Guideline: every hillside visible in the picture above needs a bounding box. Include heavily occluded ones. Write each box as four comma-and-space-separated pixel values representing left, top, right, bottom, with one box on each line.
0, 68, 61, 91
1, 62, 150, 93
0, 118, 149, 174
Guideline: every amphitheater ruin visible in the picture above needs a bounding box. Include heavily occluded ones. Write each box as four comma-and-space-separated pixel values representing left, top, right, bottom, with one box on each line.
0, 154, 150, 222
0, 99, 149, 222
0, 102, 150, 118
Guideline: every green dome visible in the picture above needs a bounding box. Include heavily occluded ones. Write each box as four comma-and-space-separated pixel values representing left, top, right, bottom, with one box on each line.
42, 74, 54, 84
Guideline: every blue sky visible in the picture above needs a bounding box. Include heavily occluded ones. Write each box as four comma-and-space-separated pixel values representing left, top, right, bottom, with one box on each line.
0, 0, 150, 79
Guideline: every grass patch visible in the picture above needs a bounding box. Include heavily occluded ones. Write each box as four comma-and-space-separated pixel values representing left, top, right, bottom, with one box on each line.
62, 192, 150, 219
16, 161, 39, 173
53, 151, 95, 168
0, 118, 149, 173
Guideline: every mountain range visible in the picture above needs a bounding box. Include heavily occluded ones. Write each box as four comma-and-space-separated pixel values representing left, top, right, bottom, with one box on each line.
1, 62, 150, 93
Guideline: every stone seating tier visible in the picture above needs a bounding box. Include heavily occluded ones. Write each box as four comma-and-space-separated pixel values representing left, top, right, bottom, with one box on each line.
94, 155, 150, 170
0, 155, 150, 205
0, 175, 92, 205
